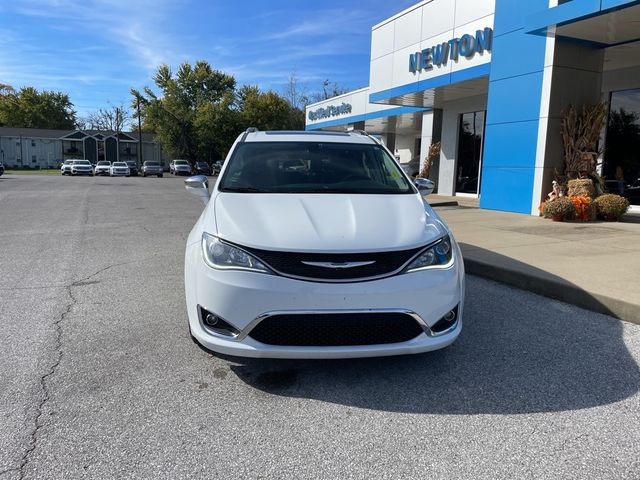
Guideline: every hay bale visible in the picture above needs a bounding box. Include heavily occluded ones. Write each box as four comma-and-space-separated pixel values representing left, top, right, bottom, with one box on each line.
568, 179, 595, 198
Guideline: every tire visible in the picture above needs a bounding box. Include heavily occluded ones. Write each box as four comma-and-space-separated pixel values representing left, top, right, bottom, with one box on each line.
158, 174, 163, 178
142, 173, 146, 177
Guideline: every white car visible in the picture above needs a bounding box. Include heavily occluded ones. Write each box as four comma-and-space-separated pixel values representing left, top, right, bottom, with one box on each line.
170, 159, 192, 176
94, 161, 111, 176
109, 162, 130, 177
70, 159, 93, 176
184, 129, 464, 359
60, 159, 74, 175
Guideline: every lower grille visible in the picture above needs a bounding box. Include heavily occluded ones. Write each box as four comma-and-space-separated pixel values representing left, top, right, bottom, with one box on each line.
248, 312, 424, 346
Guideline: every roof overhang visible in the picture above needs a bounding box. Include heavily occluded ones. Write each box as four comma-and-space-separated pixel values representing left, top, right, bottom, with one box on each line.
526, 0, 640, 48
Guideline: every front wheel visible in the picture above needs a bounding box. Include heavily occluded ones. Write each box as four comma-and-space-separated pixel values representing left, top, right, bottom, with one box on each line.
158, 174, 163, 178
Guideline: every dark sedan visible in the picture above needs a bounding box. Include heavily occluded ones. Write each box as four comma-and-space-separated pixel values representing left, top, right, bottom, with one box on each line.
125, 161, 139, 176
194, 162, 212, 176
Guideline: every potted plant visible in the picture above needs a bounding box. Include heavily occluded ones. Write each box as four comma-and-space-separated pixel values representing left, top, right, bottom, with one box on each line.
593, 194, 630, 221
542, 197, 576, 222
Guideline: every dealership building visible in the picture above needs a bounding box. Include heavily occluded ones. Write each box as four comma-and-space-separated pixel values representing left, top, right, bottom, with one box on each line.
305, 0, 640, 214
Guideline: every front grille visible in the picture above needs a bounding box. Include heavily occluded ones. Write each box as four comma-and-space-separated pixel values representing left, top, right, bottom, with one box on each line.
248, 312, 424, 346
242, 245, 425, 281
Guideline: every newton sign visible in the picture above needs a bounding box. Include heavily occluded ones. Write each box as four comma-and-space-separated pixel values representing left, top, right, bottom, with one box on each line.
409, 27, 493, 73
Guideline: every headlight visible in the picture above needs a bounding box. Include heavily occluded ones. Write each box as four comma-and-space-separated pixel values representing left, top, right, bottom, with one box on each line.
403, 235, 454, 273
202, 233, 271, 273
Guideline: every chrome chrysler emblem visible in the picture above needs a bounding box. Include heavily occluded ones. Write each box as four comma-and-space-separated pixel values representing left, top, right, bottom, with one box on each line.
301, 261, 375, 269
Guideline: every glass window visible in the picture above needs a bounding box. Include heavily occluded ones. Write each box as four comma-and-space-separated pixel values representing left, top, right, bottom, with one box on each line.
219, 142, 414, 194
456, 111, 485, 194
604, 89, 640, 206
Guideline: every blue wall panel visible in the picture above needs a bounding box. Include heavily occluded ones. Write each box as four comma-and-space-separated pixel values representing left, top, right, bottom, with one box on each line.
488, 33, 547, 81
484, 72, 545, 124
483, 121, 540, 168
601, 0, 640, 9
479, 0, 549, 214
493, 0, 534, 36
480, 167, 536, 214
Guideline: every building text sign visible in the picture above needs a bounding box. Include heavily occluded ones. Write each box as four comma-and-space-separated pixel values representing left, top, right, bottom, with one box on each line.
308, 102, 352, 121
409, 27, 493, 73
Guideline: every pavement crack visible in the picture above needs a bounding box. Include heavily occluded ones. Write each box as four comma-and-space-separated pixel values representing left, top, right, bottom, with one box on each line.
70, 256, 157, 286
14, 257, 157, 478
17, 284, 75, 479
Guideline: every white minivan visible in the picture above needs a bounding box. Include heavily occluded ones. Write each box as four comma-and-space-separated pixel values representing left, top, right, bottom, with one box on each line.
184, 129, 464, 359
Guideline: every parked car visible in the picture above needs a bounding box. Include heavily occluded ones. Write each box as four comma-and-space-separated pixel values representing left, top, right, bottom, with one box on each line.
142, 161, 163, 177
212, 160, 223, 175
401, 156, 421, 178
109, 161, 130, 177
94, 161, 111, 176
60, 159, 74, 175
170, 159, 192, 176
70, 159, 94, 176
183, 129, 460, 359
194, 161, 212, 176
124, 161, 139, 176
0, 162, 4, 176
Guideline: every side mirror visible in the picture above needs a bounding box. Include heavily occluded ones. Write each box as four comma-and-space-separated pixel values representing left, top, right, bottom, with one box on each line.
414, 178, 435, 196
185, 175, 210, 205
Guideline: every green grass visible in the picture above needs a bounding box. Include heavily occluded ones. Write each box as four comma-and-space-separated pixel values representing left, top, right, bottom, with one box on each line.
5, 169, 62, 175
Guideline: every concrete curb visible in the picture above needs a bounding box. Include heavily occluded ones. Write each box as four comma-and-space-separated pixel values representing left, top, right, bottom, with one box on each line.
463, 256, 640, 326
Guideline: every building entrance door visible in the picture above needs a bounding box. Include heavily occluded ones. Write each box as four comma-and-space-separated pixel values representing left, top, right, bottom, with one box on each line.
604, 89, 640, 206
456, 111, 485, 195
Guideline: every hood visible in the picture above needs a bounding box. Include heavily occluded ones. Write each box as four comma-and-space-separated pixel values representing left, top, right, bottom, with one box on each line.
211, 193, 446, 253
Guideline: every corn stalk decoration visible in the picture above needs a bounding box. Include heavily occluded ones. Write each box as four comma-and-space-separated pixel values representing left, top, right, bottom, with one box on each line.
559, 103, 608, 185
418, 141, 440, 179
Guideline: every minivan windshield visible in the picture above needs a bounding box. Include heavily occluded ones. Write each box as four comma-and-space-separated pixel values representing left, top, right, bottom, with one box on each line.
219, 142, 414, 194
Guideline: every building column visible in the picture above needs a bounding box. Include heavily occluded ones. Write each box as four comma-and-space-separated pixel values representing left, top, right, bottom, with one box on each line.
419, 109, 442, 185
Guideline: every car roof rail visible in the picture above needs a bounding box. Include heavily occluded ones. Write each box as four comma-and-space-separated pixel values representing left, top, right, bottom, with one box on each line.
350, 129, 380, 144
240, 127, 258, 143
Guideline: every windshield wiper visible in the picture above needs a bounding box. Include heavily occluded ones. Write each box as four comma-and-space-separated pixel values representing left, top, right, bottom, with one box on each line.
220, 187, 268, 193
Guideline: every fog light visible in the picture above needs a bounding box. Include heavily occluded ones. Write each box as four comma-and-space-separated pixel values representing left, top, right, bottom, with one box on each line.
199, 306, 240, 337
429, 305, 459, 336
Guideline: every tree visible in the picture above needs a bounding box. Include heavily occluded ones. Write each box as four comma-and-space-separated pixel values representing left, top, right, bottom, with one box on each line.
133, 61, 236, 161
309, 79, 349, 103
84, 103, 131, 132
0, 86, 76, 129
134, 60, 305, 161
238, 85, 304, 131
283, 71, 309, 110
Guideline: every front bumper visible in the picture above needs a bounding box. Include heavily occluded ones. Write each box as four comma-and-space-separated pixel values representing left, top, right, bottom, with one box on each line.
185, 241, 465, 358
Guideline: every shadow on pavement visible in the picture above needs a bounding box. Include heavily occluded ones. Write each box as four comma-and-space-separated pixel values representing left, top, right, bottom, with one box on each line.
221, 253, 639, 415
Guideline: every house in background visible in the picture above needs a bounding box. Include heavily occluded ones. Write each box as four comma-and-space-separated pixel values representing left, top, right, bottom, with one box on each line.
0, 127, 168, 169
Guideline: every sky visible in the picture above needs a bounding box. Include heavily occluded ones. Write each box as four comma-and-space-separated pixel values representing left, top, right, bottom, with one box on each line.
0, 0, 418, 119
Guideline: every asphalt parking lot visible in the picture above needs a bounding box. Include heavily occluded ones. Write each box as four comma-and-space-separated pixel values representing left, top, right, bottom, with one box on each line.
1, 174, 639, 479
